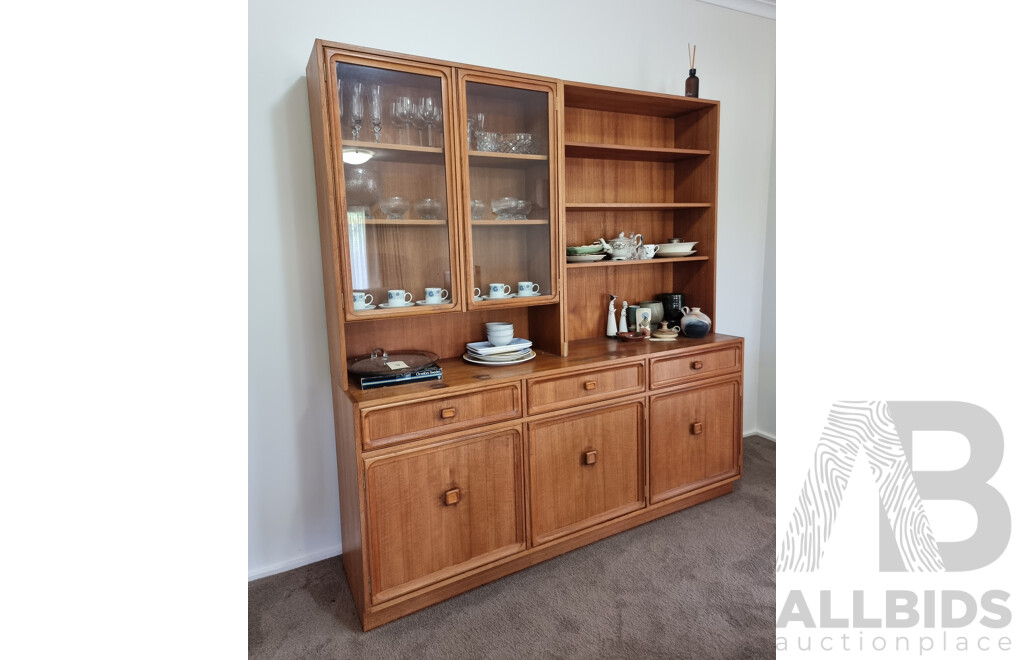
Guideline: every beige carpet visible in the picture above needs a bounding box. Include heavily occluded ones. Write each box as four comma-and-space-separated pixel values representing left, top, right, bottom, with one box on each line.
249, 435, 775, 659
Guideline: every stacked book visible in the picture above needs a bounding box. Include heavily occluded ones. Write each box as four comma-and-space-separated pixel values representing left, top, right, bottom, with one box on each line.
358, 363, 442, 390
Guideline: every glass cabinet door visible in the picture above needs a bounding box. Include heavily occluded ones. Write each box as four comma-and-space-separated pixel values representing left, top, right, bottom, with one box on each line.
459, 75, 558, 305
331, 57, 460, 317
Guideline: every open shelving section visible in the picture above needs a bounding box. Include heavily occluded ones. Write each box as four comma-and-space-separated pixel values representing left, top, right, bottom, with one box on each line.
561, 81, 720, 342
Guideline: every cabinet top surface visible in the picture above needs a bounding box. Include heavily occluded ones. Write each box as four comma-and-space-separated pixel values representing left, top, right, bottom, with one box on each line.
346, 334, 742, 406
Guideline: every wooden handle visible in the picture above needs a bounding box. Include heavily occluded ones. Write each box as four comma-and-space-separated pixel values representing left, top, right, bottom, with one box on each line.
583, 450, 598, 465
692, 422, 704, 435
440, 407, 457, 419
443, 487, 461, 506
691, 361, 704, 370
583, 381, 597, 391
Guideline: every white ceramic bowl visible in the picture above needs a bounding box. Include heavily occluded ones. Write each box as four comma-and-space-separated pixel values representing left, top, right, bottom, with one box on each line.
655, 242, 698, 256
487, 332, 514, 346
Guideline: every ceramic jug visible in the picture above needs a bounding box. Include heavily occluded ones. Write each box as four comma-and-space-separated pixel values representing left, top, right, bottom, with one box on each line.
680, 306, 712, 338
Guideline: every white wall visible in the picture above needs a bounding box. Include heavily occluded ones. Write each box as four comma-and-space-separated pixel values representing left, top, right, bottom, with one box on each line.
757, 117, 777, 439
249, 0, 775, 579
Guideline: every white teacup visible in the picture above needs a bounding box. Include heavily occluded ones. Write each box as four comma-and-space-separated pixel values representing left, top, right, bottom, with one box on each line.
353, 291, 373, 309
489, 283, 512, 299
387, 289, 413, 305
638, 245, 660, 260
473, 287, 482, 300
425, 287, 449, 304
517, 282, 540, 296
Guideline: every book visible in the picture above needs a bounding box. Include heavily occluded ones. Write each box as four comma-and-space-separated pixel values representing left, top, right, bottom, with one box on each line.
358, 363, 442, 390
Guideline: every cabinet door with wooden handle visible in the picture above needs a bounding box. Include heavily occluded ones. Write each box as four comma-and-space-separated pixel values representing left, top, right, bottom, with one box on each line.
440, 407, 457, 419
582, 449, 598, 465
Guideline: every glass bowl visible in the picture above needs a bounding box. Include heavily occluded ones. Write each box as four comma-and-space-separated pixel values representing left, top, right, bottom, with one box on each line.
491, 197, 518, 220
379, 196, 410, 219
470, 199, 486, 220
414, 198, 442, 219
513, 199, 532, 219
500, 133, 537, 154
474, 131, 501, 152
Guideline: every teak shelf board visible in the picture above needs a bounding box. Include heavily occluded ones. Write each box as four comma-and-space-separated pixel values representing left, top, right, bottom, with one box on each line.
566, 256, 710, 269
468, 151, 548, 167
565, 202, 713, 211
563, 81, 719, 117
361, 219, 449, 226
565, 142, 711, 162
341, 140, 445, 163
472, 220, 549, 226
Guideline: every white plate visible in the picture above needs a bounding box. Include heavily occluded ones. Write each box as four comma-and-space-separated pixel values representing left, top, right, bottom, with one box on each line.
353, 304, 377, 310
471, 350, 533, 362
654, 250, 696, 258
567, 255, 607, 263
516, 292, 543, 297
379, 301, 415, 308
415, 299, 451, 306
480, 294, 518, 300
466, 338, 533, 355
463, 350, 536, 366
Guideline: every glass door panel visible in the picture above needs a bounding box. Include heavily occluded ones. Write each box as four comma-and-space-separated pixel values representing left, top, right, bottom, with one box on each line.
333, 59, 458, 315
461, 78, 556, 303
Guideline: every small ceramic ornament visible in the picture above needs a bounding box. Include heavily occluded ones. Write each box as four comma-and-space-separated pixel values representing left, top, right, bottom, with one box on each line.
607, 295, 619, 337
619, 300, 628, 333
636, 307, 652, 337
681, 306, 712, 338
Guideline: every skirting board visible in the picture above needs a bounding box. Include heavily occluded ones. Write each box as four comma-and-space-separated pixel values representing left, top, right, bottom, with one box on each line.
744, 429, 776, 443
249, 544, 343, 582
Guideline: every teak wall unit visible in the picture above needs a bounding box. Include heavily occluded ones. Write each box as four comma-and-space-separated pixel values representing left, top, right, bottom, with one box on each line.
306, 40, 742, 631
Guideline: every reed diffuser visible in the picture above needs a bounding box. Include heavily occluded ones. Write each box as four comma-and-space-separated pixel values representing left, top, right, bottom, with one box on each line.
686, 43, 699, 98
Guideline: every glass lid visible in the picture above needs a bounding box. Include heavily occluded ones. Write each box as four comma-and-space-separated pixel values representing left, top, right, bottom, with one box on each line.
347, 348, 440, 376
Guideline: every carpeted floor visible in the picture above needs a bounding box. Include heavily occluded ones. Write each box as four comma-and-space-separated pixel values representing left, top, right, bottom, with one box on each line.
249, 435, 775, 659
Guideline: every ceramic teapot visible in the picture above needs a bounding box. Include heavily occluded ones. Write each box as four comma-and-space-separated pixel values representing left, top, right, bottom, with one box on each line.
598, 232, 643, 260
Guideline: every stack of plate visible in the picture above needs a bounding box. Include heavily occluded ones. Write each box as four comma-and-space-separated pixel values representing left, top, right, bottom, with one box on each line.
463, 338, 536, 365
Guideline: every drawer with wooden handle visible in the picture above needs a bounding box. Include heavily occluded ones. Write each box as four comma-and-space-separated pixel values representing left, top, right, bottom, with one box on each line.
360, 382, 522, 451
648, 345, 742, 389
526, 362, 645, 415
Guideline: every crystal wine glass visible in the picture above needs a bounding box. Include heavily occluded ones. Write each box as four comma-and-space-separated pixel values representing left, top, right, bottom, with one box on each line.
336, 76, 344, 124
349, 81, 364, 141
420, 97, 442, 148
369, 84, 383, 143
389, 97, 408, 144
409, 100, 427, 146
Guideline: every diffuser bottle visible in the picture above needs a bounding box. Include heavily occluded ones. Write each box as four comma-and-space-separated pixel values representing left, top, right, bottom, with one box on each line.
685, 69, 699, 98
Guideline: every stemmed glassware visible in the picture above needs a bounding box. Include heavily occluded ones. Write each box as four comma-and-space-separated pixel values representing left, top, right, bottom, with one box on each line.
467, 112, 484, 149
409, 100, 427, 146
349, 81, 364, 140
336, 76, 344, 123
420, 97, 442, 147
390, 96, 413, 144
369, 85, 383, 143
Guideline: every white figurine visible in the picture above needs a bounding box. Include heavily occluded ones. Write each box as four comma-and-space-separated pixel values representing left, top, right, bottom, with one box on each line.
619, 299, 628, 333
607, 295, 618, 337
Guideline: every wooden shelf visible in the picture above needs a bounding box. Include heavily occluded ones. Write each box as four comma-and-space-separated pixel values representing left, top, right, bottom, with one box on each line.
359, 219, 448, 226
566, 256, 710, 269
468, 151, 548, 168
472, 219, 549, 226
565, 142, 710, 162
341, 140, 444, 164
565, 202, 712, 211
563, 81, 718, 117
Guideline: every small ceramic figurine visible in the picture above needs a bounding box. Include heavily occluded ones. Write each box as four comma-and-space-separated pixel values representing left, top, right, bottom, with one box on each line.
618, 299, 628, 333
607, 295, 618, 337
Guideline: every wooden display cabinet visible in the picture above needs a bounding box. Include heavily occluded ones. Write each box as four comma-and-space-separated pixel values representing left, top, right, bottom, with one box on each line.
305, 40, 743, 631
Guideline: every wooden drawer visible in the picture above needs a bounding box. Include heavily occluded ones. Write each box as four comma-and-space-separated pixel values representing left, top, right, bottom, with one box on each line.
361, 383, 522, 451
649, 345, 741, 389
364, 427, 525, 604
527, 401, 645, 545
526, 362, 645, 415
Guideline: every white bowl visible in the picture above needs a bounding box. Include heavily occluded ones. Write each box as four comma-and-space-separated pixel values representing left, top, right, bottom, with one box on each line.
487, 333, 514, 347
656, 242, 698, 256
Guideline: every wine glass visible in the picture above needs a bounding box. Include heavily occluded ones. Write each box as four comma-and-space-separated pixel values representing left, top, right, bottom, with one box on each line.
467, 112, 484, 149
409, 100, 427, 146
342, 76, 350, 124
349, 81, 364, 140
369, 85, 383, 143
420, 97, 442, 148
390, 97, 409, 144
